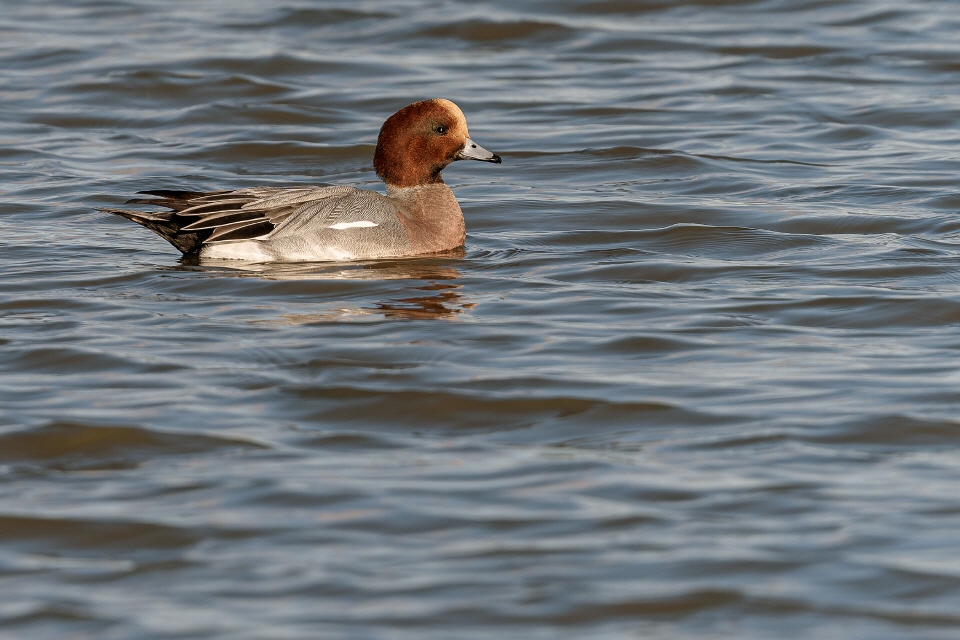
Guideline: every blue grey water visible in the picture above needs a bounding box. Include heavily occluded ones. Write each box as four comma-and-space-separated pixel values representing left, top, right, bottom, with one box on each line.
2, 1, 960, 638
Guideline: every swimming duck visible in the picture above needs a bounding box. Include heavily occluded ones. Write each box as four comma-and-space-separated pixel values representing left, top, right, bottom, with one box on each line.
100, 98, 501, 261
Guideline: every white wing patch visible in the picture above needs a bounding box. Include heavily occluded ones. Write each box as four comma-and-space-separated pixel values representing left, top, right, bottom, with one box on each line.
329, 221, 379, 230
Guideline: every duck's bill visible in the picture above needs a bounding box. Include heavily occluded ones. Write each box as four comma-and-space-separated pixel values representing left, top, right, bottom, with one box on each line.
458, 138, 502, 164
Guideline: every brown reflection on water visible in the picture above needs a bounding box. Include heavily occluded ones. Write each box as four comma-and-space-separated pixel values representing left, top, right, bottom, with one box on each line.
377, 282, 474, 320
273, 282, 471, 324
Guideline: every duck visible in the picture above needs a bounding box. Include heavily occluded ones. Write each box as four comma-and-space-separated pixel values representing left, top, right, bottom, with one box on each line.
99, 98, 501, 262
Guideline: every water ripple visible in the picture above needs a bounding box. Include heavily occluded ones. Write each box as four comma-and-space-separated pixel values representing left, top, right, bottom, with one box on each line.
4, 0, 960, 638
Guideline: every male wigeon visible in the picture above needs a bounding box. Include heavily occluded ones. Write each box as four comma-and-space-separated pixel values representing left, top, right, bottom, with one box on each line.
100, 99, 501, 261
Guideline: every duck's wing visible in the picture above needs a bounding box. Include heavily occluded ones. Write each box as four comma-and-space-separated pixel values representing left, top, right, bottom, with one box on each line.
99, 186, 359, 254
175, 186, 360, 242
261, 187, 397, 238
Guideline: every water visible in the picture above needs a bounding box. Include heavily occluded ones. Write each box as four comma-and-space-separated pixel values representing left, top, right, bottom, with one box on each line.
3, 0, 960, 637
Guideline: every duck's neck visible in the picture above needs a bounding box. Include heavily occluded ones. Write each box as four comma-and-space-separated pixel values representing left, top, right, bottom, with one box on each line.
386, 182, 465, 253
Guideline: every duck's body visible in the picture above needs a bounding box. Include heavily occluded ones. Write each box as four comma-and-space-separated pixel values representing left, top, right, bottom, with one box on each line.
100, 99, 500, 262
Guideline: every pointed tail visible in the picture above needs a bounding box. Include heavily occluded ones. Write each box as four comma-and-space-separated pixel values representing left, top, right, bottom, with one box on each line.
98, 190, 230, 255
98, 207, 209, 255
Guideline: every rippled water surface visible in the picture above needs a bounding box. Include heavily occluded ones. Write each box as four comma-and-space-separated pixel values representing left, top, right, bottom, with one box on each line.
4, 1, 960, 638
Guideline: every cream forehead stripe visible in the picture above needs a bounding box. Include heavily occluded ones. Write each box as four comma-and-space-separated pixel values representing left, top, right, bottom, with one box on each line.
434, 99, 468, 133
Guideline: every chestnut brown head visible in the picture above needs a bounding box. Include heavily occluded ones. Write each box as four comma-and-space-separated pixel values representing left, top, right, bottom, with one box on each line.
374, 98, 500, 189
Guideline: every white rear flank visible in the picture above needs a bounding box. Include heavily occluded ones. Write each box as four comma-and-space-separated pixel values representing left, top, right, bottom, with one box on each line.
200, 241, 273, 261
201, 240, 359, 262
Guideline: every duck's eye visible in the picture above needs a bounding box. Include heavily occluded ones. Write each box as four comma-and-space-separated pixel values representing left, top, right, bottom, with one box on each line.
436, 124, 447, 134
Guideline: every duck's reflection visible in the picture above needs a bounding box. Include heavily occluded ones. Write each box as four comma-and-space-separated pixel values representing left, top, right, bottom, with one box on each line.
377, 282, 474, 320
175, 252, 472, 321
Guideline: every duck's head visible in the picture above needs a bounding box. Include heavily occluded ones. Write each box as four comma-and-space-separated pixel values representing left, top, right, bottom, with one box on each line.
374, 98, 501, 189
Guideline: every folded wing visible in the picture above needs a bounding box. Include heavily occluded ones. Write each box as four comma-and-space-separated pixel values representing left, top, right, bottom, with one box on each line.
99, 186, 361, 255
